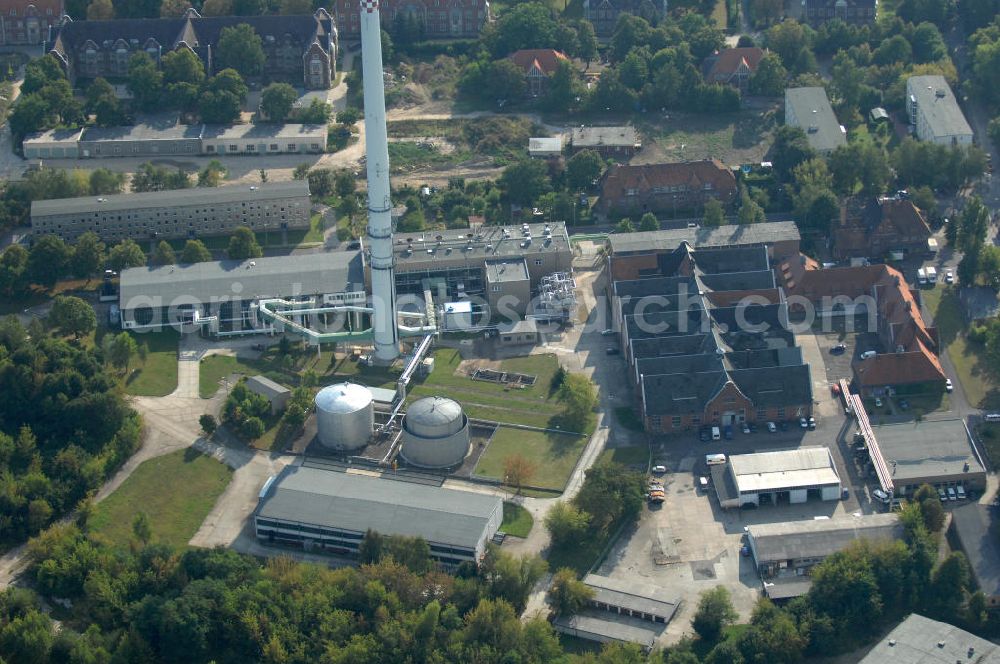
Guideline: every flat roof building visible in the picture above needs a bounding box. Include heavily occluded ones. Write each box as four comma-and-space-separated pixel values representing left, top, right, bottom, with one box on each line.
244, 375, 292, 414
22, 127, 85, 160
254, 465, 504, 566
201, 124, 327, 156
906, 75, 973, 146
569, 125, 640, 158
720, 447, 841, 508
872, 419, 987, 497
77, 117, 204, 158
858, 614, 1000, 663
785, 87, 847, 154
31, 180, 311, 243
119, 250, 365, 335
950, 503, 1000, 607
748, 514, 902, 598
528, 137, 563, 158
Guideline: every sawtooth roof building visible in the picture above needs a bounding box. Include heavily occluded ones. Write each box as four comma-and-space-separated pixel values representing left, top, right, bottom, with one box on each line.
31, 180, 311, 243
254, 465, 504, 566
119, 250, 365, 335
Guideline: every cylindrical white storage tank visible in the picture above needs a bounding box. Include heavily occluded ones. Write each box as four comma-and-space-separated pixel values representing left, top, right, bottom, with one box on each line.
400, 396, 470, 469
315, 383, 374, 451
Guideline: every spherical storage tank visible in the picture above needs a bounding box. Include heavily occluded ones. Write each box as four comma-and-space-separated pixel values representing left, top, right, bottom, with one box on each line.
400, 396, 470, 469
315, 383, 374, 451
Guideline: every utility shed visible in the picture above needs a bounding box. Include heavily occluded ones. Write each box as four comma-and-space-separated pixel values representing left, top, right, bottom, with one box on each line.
727, 447, 841, 507
857, 613, 1000, 663
245, 375, 291, 414
254, 465, 504, 566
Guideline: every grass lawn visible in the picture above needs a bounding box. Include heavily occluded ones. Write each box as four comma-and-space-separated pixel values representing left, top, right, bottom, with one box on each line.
923, 285, 999, 409
598, 445, 649, 469
644, 110, 777, 165
199, 354, 259, 398
474, 427, 587, 491
711, 0, 728, 28
123, 329, 179, 397
501, 502, 534, 538
89, 448, 232, 549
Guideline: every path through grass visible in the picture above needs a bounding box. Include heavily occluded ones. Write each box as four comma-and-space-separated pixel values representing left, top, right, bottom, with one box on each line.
90, 448, 232, 548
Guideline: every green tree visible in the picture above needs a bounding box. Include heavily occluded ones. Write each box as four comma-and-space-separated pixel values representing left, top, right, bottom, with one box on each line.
990, 116, 1000, 150
544, 501, 591, 546
27, 235, 70, 287
241, 415, 266, 441
199, 414, 217, 436
50, 296, 96, 339
180, 239, 212, 264
71, 232, 105, 279
160, 0, 193, 15
573, 463, 645, 533
548, 568, 594, 615
929, 552, 971, 618
575, 19, 598, 65
162, 47, 205, 86
152, 241, 176, 266
132, 511, 152, 545
86, 0, 114, 19
260, 82, 298, 122
227, 226, 263, 260
0, 245, 29, 297
21, 55, 65, 95
480, 547, 548, 613
198, 160, 227, 187
85, 77, 125, 127
912, 484, 946, 531
639, 212, 659, 231
499, 159, 551, 206
616, 217, 636, 233
216, 23, 265, 77
766, 19, 812, 67
126, 52, 163, 112
737, 187, 765, 224
566, 149, 604, 191
910, 22, 947, 63
0, 609, 53, 664
544, 59, 584, 112
771, 125, 817, 179
558, 372, 597, 431
334, 170, 357, 198
703, 198, 725, 226
106, 332, 138, 373
89, 168, 125, 195
107, 239, 146, 272
749, 53, 788, 96
692, 586, 738, 643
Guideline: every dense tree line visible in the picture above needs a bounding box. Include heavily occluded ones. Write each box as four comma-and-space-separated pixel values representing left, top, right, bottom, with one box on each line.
0, 317, 140, 545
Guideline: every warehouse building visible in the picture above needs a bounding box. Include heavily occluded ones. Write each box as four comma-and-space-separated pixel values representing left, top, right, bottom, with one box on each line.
119, 250, 365, 335
254, 465, 504, 566
858, 614, 1000, 663
390, 222, 572, 304
24, 118, 327, 160
31, 180, 311, 243
873, 419, 987, 498
785, 87, 847, 154
201, 124, 327, 156
714, 447, 841, 509
748, 514, 903, 599
552, 574, 679, 650
906, 75, 973, 146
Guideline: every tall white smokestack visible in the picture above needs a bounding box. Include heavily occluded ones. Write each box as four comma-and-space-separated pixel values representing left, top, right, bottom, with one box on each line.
359, 0, 399, 363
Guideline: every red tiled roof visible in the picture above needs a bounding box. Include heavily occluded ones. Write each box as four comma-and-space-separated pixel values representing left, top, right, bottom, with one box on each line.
508, 49, 570, 76
704, 47, 766, 82
853, 348, 944, 386
600, 160, 738, 201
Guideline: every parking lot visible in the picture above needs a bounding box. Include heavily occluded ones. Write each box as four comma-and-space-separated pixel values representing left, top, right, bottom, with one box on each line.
597, 331, 908, 645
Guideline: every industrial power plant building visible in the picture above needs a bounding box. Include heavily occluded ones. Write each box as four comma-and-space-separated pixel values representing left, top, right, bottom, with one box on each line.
254, 465, 504, 566
31, 181, 311, 243
118, 250, 365, 334
713, 447, 842, 509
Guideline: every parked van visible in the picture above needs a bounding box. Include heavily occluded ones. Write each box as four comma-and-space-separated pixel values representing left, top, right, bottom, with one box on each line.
860, 350, 877, 360
711, 426, 721, 441
706, 453, 727, 466
917, 268, 927, 285
957, 486, 966, 500
926, 266, 938, 283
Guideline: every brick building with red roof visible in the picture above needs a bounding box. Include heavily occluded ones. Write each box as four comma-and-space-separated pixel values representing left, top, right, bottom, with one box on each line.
0, 0, 61, 45
702, 47, 766, 93
596, 160, 738, 217
508, 49, 569, 96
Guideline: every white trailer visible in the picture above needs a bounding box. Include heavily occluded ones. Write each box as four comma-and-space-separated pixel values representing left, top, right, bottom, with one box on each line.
926, 267, 938, 283
917, 268, 927, 285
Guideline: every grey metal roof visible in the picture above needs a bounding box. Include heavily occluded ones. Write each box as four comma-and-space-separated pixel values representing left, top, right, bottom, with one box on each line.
80, 116, 204, 142
406, 396, 464, 428
553, 611, 663, 649
570, 125, 639, 148
763, 576, 814, 600
730, 447, 840, 493
749, 514, 901, 563
32, 180, 310, 217
245, 375, 290, 399
23, 127, 85, 145
950, 503, 1000, 599
485, 257, 529, 283
529, 137, 563, 152
873, 419, 986, 484
730, 364, 813, 409
498, 319, 538, 334
907, 76, 973, 141
202, 123, 328, 140
255, 466, 502, 550
858, 614, 1000, 663
608, 221, 800, 255
785, 87, 847, 153
583, 574, 680, 619
393, 222, 570, 268
119, 250, 365, 305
